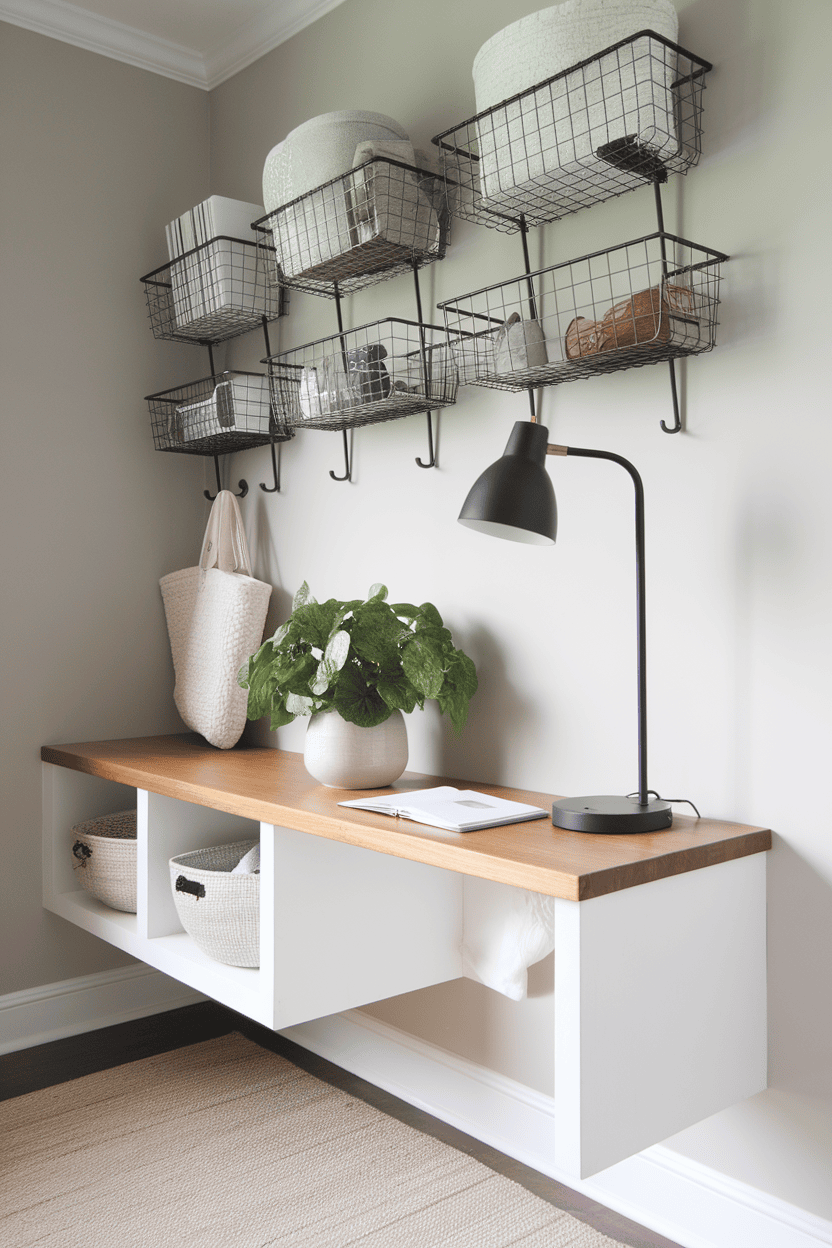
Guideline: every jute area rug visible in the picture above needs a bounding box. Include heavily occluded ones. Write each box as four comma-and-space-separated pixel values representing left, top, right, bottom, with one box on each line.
0, 1031, 626, 1248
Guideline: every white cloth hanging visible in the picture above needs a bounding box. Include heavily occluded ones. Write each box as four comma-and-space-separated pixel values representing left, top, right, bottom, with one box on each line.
462, 877, 555, 1001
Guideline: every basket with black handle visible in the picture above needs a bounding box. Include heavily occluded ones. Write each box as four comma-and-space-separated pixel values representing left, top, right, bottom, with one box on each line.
169, 840, 260, 967
71, 810, 137, 913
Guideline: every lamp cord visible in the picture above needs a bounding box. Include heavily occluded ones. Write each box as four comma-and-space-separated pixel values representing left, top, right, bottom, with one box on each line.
627, 789, 702, 819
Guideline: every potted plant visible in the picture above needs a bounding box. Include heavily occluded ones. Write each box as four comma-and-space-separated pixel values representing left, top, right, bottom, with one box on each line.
238, 582, 478, 788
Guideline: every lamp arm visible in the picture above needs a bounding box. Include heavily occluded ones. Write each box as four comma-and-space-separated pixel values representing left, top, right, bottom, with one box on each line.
546, 443, 649, 807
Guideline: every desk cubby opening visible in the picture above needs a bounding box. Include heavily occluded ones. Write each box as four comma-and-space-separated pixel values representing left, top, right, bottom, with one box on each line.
42, 764, 137, 915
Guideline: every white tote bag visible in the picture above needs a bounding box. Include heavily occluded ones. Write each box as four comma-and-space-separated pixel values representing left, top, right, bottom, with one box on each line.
160, 491, 272, 749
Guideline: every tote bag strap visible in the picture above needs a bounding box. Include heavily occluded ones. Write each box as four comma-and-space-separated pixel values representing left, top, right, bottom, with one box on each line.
198, 490, 253, 576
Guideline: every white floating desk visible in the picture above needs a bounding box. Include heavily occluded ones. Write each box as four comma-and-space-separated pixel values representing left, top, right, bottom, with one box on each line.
42, 733, 770, 1178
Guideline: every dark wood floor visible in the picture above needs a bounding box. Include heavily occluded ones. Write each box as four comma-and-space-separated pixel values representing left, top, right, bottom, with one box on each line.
0, 1004, 683, 1248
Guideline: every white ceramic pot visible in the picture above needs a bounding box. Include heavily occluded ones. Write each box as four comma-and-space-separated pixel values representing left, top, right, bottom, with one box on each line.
304, 709, 408, 789
262, 110, 410, 213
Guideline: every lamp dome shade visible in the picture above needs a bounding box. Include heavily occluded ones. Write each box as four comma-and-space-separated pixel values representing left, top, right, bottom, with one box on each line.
458, 421, 557, 545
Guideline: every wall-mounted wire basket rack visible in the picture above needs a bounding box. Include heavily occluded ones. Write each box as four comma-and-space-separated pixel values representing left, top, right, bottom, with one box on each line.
140, 237, 287, 344
252, 158, 450, 298
266, 318, 458, 432
145, 370, 293, 454
432, 32, 711, 232
438, 232, 727, 392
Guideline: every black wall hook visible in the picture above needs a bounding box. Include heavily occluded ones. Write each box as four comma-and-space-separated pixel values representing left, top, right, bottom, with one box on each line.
654, 182, 683, 435
260, 438, 282, 493
416, 411, 436, 468
661, 360, 682, 433
330, 429, 352, 482
204, 455, 248, 501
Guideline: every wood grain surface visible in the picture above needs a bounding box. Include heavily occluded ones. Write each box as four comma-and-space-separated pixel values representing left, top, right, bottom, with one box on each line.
42, 735, 771, 901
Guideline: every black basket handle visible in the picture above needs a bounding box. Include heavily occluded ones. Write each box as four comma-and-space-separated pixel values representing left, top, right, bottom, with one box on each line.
72, 841, 92, 865
175, 874, 206, 900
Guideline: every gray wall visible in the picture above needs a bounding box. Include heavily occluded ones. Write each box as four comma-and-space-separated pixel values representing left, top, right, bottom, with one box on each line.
209, 0, 832, 1224
0, 23, 211, 991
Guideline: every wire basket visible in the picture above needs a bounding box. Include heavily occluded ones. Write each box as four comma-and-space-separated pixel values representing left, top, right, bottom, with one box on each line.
438, 233, 727, 391
170, 840, 259, 968
71, 810, 137, 913
432, 32, 711, 232
267, 319, 459, 432
141, 237, 287, 343
252, 158, 450, 297
145, 370, 293, 454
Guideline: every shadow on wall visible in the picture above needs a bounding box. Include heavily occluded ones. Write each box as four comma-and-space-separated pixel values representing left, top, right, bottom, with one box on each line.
437, 623, 543, 787
766, 836, 832, 1095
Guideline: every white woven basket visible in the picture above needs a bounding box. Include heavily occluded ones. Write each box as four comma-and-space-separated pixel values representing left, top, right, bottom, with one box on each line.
169, 840, 260, 968
71, 810, 137, 913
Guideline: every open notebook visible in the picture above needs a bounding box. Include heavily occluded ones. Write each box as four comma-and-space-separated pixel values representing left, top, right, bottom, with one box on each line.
337, 786, 548, 833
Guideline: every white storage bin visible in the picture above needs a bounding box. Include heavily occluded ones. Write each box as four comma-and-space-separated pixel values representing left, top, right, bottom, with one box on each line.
262, 110, 409, 211
170, 239, 280, 334
170, 840, 260, 968
174, 374, 270, 443
461, 1, 685, 220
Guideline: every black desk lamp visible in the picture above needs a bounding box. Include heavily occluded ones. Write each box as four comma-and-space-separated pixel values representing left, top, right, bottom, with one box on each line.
459, 420, 672, 834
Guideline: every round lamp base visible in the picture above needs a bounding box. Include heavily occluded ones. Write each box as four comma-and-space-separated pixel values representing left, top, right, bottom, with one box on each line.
551, 794, 673, 834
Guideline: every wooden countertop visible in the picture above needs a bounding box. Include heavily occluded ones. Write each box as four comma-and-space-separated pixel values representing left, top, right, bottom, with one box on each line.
42, 734, 771, 902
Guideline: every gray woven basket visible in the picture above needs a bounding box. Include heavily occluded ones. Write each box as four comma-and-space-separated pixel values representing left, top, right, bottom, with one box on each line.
71, 810, 137, 913
169, 839, 260, 967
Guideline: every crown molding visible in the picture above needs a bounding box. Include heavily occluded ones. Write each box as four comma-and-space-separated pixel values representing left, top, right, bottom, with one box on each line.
0, 0, 208, 86
203, 0, 348, 89
0, 0, 347, 90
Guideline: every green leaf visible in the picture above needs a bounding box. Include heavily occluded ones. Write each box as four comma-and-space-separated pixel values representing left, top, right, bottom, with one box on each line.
443, 650, 479, 699
350, 600, 404, 668
436, 687, 470, 735
269, 621, 290, 647
292, 581, 315, 611
436, 652, 478, 735
269, 701, 296, 730
278, 651, 318, 695
367, 583, 388, 602
311, 629, 351, 696
286, 692, 317, 716
418, 601, 444, 628
401, 636, 445, 699
291, 599, 343, 650
377, 672, 420, 715
390, 602, 421, 621
333, 663, 392, 727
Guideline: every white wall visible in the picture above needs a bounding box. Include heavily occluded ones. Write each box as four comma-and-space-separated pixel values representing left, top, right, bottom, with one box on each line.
0, 23, 211, 992
208, 0, 832, 1225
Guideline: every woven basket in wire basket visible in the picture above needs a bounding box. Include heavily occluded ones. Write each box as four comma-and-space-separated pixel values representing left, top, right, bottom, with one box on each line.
71, 810, 137, 913
169, 840, 260, 968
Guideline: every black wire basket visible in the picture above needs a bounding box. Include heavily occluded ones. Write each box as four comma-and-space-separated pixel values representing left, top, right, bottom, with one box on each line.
432, 32, 711, 232
141, 237, 287, 344
145, 370, 293, 454
252, 158, 450, 298
266, 319, 459, 431
438, 233, 727, 392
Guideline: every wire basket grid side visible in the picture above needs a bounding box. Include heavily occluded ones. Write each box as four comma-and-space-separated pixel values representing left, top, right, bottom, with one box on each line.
267, 320, 458, 430
439, 235, 725, 390
146, 370, 276, 454
433, 33, 710, 230
141, 238, 285, 343
252, 159, 449, 297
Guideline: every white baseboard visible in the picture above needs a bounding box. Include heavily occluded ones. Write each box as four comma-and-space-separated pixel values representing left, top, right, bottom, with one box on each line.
281, 1009, 832, 1248
3, 974, 830, 1248
0, 964, 206, 1056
